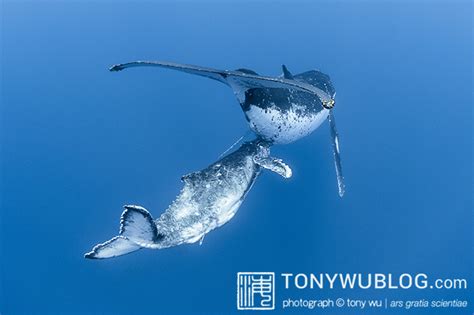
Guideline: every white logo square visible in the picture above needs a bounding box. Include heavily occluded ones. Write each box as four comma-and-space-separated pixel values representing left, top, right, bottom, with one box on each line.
237, 272, 275, 310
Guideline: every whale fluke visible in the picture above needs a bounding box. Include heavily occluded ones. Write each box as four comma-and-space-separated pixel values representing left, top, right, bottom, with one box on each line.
84, 236, 141, 259
120, 205, 162, 245
85, 205, 161, 259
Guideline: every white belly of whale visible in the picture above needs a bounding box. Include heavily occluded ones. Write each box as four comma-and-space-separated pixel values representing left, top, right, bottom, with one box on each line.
245, 104, 329, 144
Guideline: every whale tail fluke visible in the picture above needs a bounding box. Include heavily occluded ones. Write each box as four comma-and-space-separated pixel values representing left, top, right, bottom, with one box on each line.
84, 235, 141, 259
85, 205, 161, 259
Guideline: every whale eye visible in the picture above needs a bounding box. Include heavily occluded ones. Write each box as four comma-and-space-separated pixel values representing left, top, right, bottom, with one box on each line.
322, 99, 335, 109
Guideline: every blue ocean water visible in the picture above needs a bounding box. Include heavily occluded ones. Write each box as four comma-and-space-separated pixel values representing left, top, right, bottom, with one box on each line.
1, 1, 472, 314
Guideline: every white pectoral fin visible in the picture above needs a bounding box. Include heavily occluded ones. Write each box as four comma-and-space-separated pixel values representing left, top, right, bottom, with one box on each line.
85, 205, 162, 260
199, 234, 205, 246
254, 156, 292, 179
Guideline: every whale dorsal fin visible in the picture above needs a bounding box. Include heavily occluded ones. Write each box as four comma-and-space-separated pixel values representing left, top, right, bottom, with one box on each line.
281, 65, 294, 80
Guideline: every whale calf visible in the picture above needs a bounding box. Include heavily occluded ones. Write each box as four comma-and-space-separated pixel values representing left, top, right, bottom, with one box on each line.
110, 61, 345, 196
85, 139, 291, 259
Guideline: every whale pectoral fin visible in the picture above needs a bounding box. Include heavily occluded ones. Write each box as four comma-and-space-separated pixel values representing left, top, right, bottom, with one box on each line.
85, 236, 141, 259
109, 61, 321, 98
120, 205, 162, 246
199, 234, 205, 246
328, 111, 345, 197
109, 61, 230, 85
254, 156, 292, 179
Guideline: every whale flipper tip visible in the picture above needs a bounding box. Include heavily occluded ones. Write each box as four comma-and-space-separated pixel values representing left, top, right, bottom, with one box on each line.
109, 64, 124, 72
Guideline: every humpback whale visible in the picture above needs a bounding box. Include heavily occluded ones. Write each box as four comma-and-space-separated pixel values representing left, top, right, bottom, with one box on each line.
110, 61, 345, 196
85, 139, 291, 259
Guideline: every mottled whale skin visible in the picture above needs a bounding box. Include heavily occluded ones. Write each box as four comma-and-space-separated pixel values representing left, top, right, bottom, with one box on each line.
85, 139, 291, 259
110, 61, 336, 145
109, 60, 344, 196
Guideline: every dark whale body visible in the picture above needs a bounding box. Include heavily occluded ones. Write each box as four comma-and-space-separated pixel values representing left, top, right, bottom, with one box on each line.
109, 60, 344, 196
